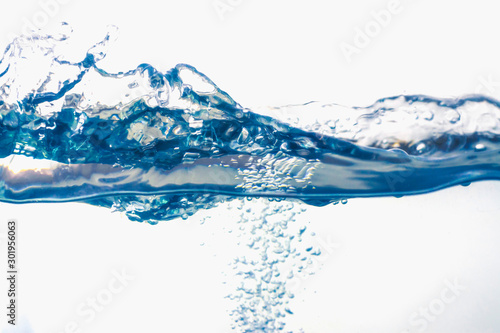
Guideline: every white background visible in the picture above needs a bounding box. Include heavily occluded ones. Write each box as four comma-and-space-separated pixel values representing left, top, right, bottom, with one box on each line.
1, 0, 500, 332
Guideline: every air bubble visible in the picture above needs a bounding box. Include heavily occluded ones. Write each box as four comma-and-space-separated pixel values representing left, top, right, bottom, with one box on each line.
445, 109, 460, 124
416, 142, 426, 154
422, 110, 434, 121
474, 144, 486, 152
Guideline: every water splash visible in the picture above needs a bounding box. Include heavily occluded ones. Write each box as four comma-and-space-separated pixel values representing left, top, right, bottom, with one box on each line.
1, 27, 499, 223
1, 26, 500, 332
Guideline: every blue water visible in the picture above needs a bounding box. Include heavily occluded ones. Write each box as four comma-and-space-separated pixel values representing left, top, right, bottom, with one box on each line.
1, 26, 499, 332
1, 26, 499, 223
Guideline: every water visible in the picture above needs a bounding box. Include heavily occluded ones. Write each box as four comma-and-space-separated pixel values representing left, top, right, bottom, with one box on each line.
1, 26, 499, 332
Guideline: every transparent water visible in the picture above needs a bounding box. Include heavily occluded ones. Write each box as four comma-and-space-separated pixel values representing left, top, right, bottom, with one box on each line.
1, 26, 499, 332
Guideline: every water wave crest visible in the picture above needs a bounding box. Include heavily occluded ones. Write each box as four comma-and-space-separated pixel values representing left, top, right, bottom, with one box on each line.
1, 26, 499, 223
